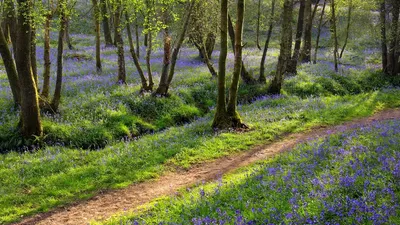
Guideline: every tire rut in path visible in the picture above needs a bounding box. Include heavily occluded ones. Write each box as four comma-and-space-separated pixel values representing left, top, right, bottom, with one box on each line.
14, 108, 400, 225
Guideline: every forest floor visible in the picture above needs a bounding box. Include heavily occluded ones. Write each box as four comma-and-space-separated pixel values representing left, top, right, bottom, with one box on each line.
14, 108, 400, 225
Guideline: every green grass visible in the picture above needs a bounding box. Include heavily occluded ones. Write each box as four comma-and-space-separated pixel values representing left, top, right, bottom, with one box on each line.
1, 88, 400, 224
101, 118, 400, 225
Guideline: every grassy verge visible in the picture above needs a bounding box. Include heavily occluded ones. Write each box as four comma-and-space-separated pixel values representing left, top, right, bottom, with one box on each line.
1, 88, 399, 224
103, 118, 400, 225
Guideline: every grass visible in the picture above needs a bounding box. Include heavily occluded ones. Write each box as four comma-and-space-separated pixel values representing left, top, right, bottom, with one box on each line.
102, 118, 400, 225
1, 88, 400, 223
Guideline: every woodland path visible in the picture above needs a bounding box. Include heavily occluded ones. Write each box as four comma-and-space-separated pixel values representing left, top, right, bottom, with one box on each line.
14, 108, 400, 225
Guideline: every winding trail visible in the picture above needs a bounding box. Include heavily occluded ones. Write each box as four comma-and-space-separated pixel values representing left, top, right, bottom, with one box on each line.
14, 108, 400, 225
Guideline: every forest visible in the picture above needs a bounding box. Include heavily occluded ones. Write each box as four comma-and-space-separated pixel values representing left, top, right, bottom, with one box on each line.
0, 0, 400, 224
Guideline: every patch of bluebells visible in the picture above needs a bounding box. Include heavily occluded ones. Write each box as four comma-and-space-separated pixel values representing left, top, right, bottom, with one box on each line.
125, 119, 400, 225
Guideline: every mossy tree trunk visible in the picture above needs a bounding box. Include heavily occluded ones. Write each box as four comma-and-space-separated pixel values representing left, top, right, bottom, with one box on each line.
41, 13, 52, 99
92, 0, 102, 73
100, 0, 113, 46
259, 0, 276, 83
64, 19, 73, 50
268, 0, 293, 94
256, 0, 261, 50
300, 0, 312, 63
212, 0, 230, 129
0, 24, 20, 105
30, 27, 37, 88
228, 14, 255, 84
16, 0, 42, 138
114, 2, 126, 84
50, 0, 66, 112
146, 31, 154, 90
287, 0, 305, 74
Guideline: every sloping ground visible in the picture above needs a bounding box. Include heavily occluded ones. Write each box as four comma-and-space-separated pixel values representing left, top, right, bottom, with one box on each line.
14, 108, 400, 225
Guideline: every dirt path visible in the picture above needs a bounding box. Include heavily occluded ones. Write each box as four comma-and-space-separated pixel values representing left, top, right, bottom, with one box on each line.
14, 108, 400, 225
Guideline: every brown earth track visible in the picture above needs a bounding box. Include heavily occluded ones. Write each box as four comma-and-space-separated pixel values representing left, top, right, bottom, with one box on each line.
14, 108, 400, 225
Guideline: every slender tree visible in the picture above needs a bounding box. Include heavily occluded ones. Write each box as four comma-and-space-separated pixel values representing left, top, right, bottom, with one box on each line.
256, 0, 262, 50
259, 0, 276, 83
212, 0, 229, 129
387, 0, 399, 75
314, 0, 326, 64
300, 0, 312, 63
331, 0, 339, 72
50, 0, 66, 112
0, 24, 20, 105
41, 1, 53, 99
339, 0, 353, 58
92, 0, 102, 72
114, 0, 126, 84
287, 0, 305, 74
268, 0, 293, 94
380, 0, 388, 73
100, 0, 113, 46
16, 0, 42, 137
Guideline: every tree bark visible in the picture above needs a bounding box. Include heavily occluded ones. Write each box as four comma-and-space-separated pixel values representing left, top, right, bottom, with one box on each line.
256, 0, 261, 50
126, 14, 149, 91
115, 3, 126, 84
92, 0, 102, 73
64, 19, 73, 50
16, 0, 42, 137
135, 15, 140, 58
154, 29, 171, 96
50, 0, 66, 112
268, 0, 293, 94
313, 0, 326, 64
331, 0, 339, 72
300, 0, 312, 63
228, 14, 255, 84
387, 0, 399, 75
100, 0, 113, 46
380, 1, 388, 73
146, 32, 154, 90
212, 0, 230, 129
41, 14, 51, 99
259, 0, 276, 83
205, 32, 216, 59
287, 0, 305, 74
4, 0, 17, 55
0, 23, 20, 105
339, 0, 352, 59
226, 0, 246, 127
30, 27, 38, 88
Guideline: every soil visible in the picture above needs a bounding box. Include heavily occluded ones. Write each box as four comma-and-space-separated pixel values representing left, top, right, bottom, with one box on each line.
14, 108, 400, 225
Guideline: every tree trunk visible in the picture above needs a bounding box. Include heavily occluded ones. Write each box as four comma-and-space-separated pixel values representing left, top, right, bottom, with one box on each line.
50, 0, 66, 112
16, 0, 42, 137
126, 14, 149, 91
300, 0, 312, 63
41, 14, 51, 99
64, 19, 73, 50
387, 0, 399, 75
268, 0, 293, 94
154, 29, 171, 96
4, 0, 17, 54
115, 4, 126, 84
30, 27, 38, 87
380, 1, 388, 73
287, 0, 305, 74
212, 0, 230, 129
259, 0, 276, 83
135, 15, 140, 58
311, 0, 320, 22
339, 0, 352, 59
226, 0, 246, 128
313, 0, 326, 64
256, 0, 261, 50
205, 32, 216, 59
146, 32, 154, 90
165, 2, 195, 94
228, 14, 255, 84
100, 0, 113, 46
331, 0, 339, 72
0, 24, 20, 105
92, 0, 102, 72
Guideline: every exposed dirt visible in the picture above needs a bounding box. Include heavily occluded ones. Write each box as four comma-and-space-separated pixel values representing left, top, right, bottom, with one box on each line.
14, 108, 400, 225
